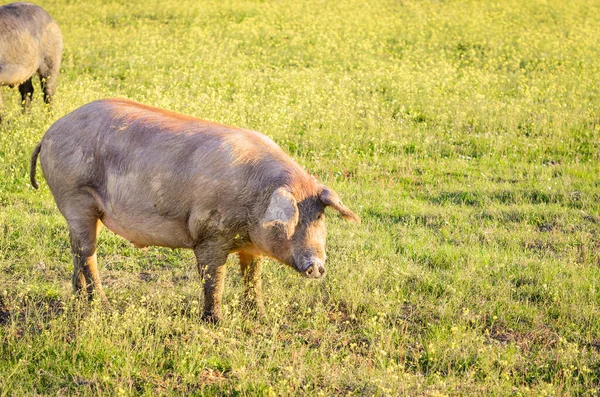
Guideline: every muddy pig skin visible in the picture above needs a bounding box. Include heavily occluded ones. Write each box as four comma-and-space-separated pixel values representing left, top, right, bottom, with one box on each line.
30, 98, 360, 322
0, 2, 62, 118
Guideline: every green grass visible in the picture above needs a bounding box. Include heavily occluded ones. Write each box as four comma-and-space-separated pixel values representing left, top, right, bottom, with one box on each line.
1, 0, 600, 394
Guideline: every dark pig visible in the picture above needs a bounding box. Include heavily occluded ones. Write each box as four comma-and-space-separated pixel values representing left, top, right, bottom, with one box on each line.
30, 99, 360, 322
0, 3, 62, 119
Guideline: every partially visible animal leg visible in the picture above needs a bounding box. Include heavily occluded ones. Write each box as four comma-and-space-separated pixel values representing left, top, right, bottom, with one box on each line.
64, 198, 106, 302
39, 72, 57, 105
194, 240, 230, 323
38, 21, 62, 106
18, 78, 34, 112
239, 252, 265, 316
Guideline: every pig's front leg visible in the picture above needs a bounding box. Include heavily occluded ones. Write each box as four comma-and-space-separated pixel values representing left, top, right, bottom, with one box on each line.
239, 252, 265, 316
194, 240, 229, 323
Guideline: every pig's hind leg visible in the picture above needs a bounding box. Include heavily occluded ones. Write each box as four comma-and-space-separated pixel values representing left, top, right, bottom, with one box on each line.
64, 198, 107, 303
239, 253, 265, 316
39, 68, 58, 105
38, 23, 62, 106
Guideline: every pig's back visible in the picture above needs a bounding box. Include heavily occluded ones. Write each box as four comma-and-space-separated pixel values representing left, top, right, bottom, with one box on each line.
41, 98, 289, 189
0, 3, 55, 32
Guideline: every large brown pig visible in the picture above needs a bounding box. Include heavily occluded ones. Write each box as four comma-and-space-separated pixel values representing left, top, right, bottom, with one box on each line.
0, 3, 62, 119
30, 99, 360, 322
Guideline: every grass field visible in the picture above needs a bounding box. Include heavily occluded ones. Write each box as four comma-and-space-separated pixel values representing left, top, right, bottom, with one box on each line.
1, 0, 600, 394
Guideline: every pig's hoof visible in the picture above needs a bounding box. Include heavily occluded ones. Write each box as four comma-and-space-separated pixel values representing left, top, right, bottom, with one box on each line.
250, 305, 266, 319
97, 295, 110, 308
201, 312, 221, 324
242, 307, 266, 321
86, 292, 110, 309
239, 300, 265, 316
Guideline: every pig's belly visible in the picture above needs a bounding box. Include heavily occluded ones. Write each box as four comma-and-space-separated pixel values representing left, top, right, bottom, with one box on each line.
101, 212, 194, 249
0, 62, 36, 86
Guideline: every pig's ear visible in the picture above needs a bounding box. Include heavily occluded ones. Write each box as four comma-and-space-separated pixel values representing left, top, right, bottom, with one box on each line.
262, 187, 299, 238
320, 187, 361, 223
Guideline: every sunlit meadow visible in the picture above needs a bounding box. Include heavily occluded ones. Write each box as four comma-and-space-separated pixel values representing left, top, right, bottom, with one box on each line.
1, 0, 599, 395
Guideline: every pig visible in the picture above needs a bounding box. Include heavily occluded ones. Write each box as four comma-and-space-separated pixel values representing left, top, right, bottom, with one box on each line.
0, 2, 62, 119
30, 99, 360, 322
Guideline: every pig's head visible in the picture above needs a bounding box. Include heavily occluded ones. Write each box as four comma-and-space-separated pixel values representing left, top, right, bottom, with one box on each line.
256, 186, 360, 278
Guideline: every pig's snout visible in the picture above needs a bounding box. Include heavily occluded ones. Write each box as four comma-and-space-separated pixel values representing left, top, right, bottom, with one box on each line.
302, 260, 326, 279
